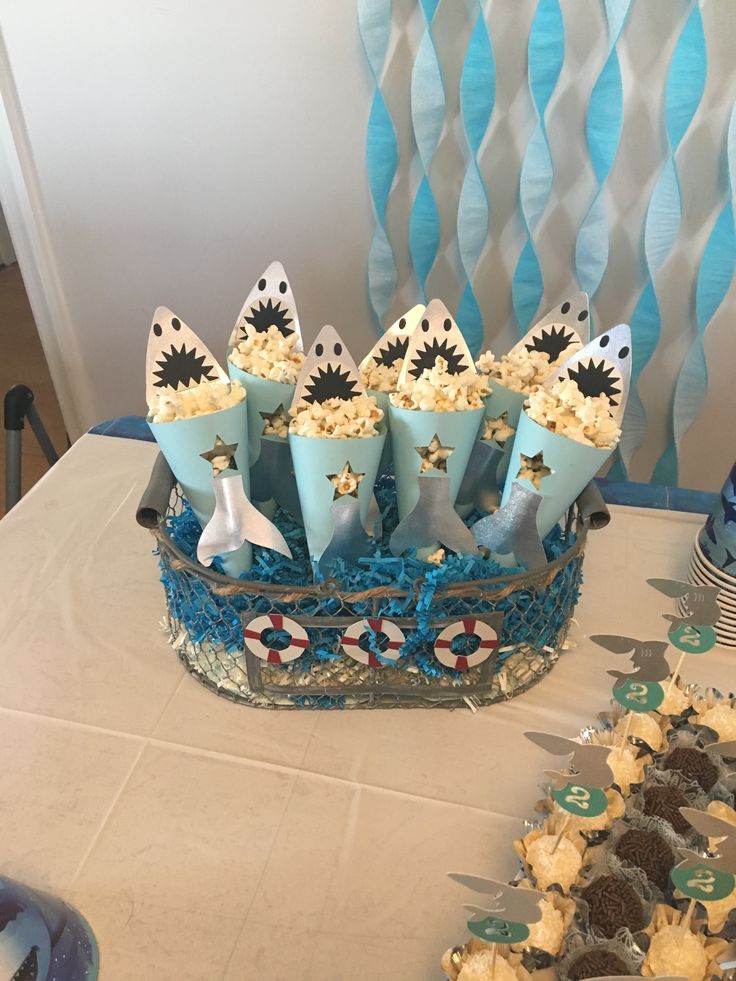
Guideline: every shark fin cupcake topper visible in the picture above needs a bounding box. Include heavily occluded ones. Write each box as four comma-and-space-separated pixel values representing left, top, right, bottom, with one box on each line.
508, 291, 590, 363
359, 304, 425, 371
398, 299, 475, 387
230, 260, 302, 351
146, 306, 228, 407
291, 325, 366, 407
547, 324, 632, 424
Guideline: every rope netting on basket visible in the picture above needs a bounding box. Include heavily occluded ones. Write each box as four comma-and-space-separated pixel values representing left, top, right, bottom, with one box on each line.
149, 474, 589, 710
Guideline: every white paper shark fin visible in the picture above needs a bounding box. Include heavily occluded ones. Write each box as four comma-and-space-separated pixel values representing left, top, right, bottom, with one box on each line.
508, 291, 590, 364
197, 475, 292, 565
146, 306, 228, 407
359, 304, 425, 370
398, 299, 476, 387
230, 260, 302, 351
546, 323, 632, 424
291, 325, 366, 407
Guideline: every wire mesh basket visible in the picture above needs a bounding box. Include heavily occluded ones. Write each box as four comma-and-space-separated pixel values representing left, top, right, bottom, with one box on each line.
137, 453, 609, 710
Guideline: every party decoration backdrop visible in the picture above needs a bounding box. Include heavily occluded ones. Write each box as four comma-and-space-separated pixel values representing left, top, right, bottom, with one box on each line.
360, 0, 736, 487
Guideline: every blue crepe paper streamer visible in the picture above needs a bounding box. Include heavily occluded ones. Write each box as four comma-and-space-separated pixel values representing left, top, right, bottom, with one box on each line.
158, 474, 580, 706
610, 4, 706, 483
359, 0, 399, 330
574, 0, 631, 299
409, 0, 445, 300
653, 103, 736, 485
512, 0, 565, 333
456, 1, 495, 357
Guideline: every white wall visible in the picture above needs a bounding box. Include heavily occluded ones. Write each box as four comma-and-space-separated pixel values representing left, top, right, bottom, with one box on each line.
0, 0, 735, 489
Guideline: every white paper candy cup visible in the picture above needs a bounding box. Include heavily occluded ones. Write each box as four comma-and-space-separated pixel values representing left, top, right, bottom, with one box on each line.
388, 404, 485, 520
289, 428, 387, 560
227, 362, 294, 464
501, 411, 613, 539
148, 398, 253, 575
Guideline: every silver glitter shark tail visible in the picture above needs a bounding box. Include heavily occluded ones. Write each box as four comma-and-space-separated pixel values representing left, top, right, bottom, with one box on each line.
197, 474, 292, 565
471, 482, 546, 570
389, 473, 479, 557
318, 495, 374, 575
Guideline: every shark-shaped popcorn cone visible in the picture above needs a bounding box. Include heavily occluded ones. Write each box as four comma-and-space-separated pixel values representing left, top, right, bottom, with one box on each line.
227, 262, 304, 503
289, 325, 387, 562
463, 293, 590, 512
501, 324, 632, 538
360, 305, 424, 474
146, 307, 260, 575
390, 300, 486, 525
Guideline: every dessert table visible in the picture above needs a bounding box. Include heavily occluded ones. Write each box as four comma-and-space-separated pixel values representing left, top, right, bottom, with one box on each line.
0, 430, 732, 980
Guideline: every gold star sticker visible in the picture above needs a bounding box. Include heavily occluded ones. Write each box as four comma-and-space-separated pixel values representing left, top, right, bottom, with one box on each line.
517, 450, 553, 489
415, 433, 453, 473
327, 462, 365, 499
200, 434, 239, 476
259, 404, 290, 438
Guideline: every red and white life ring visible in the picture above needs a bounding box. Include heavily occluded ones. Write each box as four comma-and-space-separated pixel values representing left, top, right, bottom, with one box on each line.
340, 617, 405, 668
433, 617, 499, 672
243, 613, 309, 664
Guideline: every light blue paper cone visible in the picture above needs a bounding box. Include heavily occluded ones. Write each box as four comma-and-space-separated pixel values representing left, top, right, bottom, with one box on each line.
483, 381, 527, 485
148, 398, 253, 575
389, 404, 485, 520
369, 387, 393, 474
501, 412, 612, 538
227, 362, 295, 464
289, 428, 387, 560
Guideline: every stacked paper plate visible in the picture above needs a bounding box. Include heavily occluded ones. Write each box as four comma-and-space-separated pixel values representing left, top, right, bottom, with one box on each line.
687, 532, 736, 649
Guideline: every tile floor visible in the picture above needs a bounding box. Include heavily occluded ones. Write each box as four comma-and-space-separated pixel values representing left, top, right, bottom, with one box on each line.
0, 262, 67, 510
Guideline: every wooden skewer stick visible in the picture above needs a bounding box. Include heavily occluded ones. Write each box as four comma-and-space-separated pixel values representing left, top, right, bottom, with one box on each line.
552, 816, 571, 854
667, 651, 687, 695
620, 710, 634, 747
681, 896, 696, 934
491, 942, 498, 977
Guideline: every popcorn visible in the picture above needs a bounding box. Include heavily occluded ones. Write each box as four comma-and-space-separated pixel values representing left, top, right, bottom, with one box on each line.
329, 463, 364, 498
261, 405, 290, 438
426, 547, 446, 566
360, 359, 402, 393
289, 394, 383, 439
526, 379, 621, 449
418, 435, 452, 473
476, 347, 559, 393
482, 412, 515, 446
390, 358, 489, 412
228, 325, 303, 383
148, 379, 245, 423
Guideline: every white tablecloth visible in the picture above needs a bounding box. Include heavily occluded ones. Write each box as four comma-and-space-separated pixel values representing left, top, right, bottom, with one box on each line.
0, 434, 732, 980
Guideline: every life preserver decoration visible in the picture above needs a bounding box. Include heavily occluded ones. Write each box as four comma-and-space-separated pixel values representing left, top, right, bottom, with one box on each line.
243, 613, 309, 664
340, 617, 406, 667
433, 617, 499, 672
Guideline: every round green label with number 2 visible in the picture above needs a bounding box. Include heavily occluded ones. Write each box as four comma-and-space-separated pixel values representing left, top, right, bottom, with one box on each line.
551, 782, 608, 818
468, 917, 530, 944
612, 680, 664, 713
671, 863, 735, 902
668, 623, 717, 654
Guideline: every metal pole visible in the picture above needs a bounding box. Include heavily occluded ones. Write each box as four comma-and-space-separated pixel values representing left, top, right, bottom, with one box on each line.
4, 428, 21, 511
26, 403, 59, 465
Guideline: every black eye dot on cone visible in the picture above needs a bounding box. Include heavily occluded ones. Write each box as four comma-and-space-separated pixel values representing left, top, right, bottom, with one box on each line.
279, 281, 287, 294
421, 319, 429, 332
258, 278, 266, 290
619, 346, 630, 358
334, 343, 342, 355
315, 343, 324, 357
398, 318, 406, 329
172, 318, 181, 331
578, 310, 589, 321
153, 323, 162, 337
600, 335, 610, 347
443, 318, 452, 331
561, 301, 570, 314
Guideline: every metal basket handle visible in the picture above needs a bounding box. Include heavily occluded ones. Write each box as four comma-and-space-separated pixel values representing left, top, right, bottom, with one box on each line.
136, 452, 176, 529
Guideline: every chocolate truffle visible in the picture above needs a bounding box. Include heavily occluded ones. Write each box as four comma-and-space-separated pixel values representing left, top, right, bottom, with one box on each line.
567, 949, 629, 981
663, 746, 719, 792
643, 784, 692, 835
580, 874, 646, 938
614, 828, 675, 890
